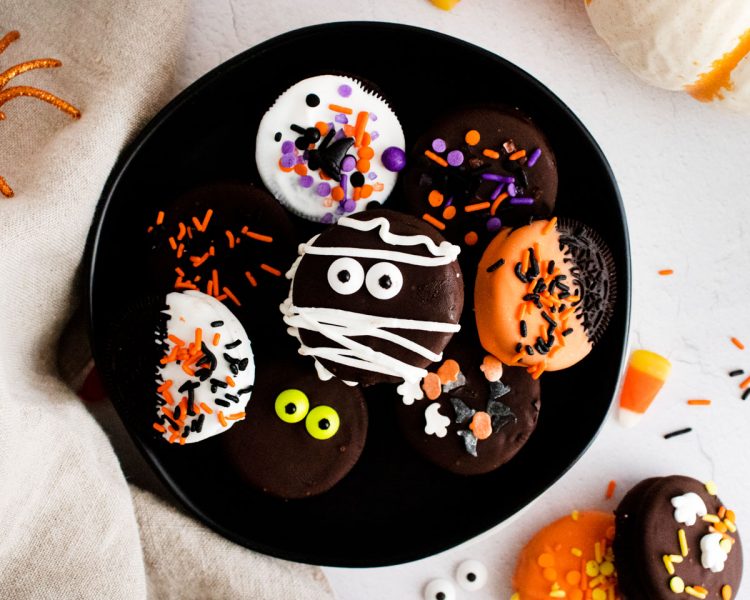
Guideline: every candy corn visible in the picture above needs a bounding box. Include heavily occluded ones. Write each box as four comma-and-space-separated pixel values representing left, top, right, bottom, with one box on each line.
618, 350, 671, 427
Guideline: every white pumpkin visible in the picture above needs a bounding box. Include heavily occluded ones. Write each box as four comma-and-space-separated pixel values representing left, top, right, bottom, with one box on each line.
586, 0, 750, 111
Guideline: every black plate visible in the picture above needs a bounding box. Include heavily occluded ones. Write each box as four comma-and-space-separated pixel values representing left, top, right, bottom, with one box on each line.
86, 22, 630, 567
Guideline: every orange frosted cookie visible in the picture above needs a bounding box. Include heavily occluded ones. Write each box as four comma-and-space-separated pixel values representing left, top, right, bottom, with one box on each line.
512, 511, 620, 600
475, 219, 616, 375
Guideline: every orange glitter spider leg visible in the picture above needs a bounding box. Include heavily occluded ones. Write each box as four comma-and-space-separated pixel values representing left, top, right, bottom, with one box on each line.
0, 31, 20, 54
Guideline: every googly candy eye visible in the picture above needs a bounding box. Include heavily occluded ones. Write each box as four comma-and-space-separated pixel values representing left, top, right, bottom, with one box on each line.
327, 257, 364, 295
305, 405, 340, 440
455, 559, 487, 591
365, 261, 403, 300
423, 578, 456, 600
274, 389, 310, 423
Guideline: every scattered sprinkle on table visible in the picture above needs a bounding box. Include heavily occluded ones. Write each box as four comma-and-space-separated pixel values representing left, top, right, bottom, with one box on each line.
605, 480, 616, 499
730, 337, 745, 350
686, 399, 712, 406
664, 427, 692, 439
658, 269, 674, 276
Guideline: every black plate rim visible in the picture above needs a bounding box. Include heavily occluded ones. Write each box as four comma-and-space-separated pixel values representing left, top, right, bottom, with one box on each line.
84, 21, 632, 568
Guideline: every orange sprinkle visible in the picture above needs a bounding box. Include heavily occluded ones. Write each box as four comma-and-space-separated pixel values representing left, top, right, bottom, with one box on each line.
157, 379, 174, 392
606, 480, 616, 499
422, 213, 445, 230
442, 205, 456, 220
227, 412, 246, 421
217, 411, 228, 427
360, 184, 373, 199
509, 149, 527, 161
372, 182, 385, 192
428, 189, 444, 207
329, 103, 353, 114
356, 158, 370, 173
260, 263, 282, 277
294, 163, 308, 176
464, 129, 480, 145
156, 211, 165, 225
225, 230, 235, 248
169, 433, 179, 444
176, 243, 185, 258
731, 337, 745, 350
245, 271, 258, 287
425, 150, 448, 167
193, 328, 203, 351
353, 187, 362, 201
193, 209, 213, 232
658, 269, 674, 276
739, 375, 750, 389
421, 372, 442, 400
464, 231, 478, 246
199, 402, 213, 415
354, 110, 369, 146
531, 361, 546, 380
278, 157, 294, 172
179, 437, 186, 446
464, 201, 491, 213
212, 269, 219, 297
244, 230, 274, 243
687, 399, 712, 406
542, 217, 558, 235
718, 506, 727, 519
168, 237, 177, 251
482, 149, 500, 159
153, 423, 166, 433
223, 287, 241, 306
190, 253, 210, 267
175, 222, 186, 241
343, 124, 355, 137
226, 376, 235, 387
358, 146, 374, 160
722, 584, 733, 600
331, 186, 345, 201
187, 226, 193, 239
146, 226, 153, 233
437, 359, 461, 384
490, 193, 508, 215
212, 332, 221, 346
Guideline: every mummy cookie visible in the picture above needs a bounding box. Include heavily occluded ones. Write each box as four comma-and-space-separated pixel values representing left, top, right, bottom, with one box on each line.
396, 329, 541, 475
475, 218, 616, 376
281, 209, 464, 404
403, 106, 557, 251
255, 74, 406, 223
615, 476, 743, 600
223, 357, 367, 499
154, 290, 255, 444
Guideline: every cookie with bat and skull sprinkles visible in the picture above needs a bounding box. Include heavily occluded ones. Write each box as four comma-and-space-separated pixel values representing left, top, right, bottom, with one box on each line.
281, 209, 464, 404
255, 75, 406, 223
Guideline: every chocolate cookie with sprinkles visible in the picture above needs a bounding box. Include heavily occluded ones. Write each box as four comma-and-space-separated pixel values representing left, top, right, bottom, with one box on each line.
402, 106, 557, 259
474, 218, 616, 377
144, 183, 296, 348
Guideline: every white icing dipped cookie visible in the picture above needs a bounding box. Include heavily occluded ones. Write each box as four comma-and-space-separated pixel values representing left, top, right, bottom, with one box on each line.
255, 74, 406, 223
155, 290, 255, 443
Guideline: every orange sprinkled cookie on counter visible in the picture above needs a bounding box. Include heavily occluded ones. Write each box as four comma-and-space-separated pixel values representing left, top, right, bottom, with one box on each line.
512, 510, 620, 600
474, 218, 616, 375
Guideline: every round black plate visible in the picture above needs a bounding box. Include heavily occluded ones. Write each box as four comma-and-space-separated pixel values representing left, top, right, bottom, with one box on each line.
86, 22, 630, 567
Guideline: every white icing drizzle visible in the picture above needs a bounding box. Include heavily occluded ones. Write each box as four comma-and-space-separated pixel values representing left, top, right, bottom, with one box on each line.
671, 492, 708, 526
700, 532, 728, 573
424, 402, 450, 437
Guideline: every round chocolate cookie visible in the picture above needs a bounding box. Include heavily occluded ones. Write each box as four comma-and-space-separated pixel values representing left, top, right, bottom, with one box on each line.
614, 475, 743, 600
281, 209, 464, 404
222, 356, 368, 499
144, 182, 297, 348
395, 327, 540, 475
402, 106, 557, 258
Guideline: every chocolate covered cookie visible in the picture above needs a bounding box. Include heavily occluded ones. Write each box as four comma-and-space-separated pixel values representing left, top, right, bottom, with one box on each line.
282, 209, 464, 404
222, 357, 368, 499
614, 476, 742, 600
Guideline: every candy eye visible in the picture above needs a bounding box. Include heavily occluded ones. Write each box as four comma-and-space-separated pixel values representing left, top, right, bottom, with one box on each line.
365, 262, 403, 300
456, 559, 487, 591
305, 405, 340, 440
327, 257, 364, 295
274, 389, 309, 423
423, 578, 456, 600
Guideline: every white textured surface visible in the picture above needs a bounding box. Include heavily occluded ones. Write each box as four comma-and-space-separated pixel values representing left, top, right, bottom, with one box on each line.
180, 1, 750, 598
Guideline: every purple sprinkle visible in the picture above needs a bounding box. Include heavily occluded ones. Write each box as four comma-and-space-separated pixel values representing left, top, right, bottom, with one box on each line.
507, 182, 517, 197
447, 150, 464, 167
444, 197, 453, 207
280, 154, 296, 169
296, 155, 306, 164
340, 174, 348, 197
327, 122, 335, 130
481, 174, 514, 183
281, 141, 294, 154
432, 138, 447, 153
317, 182, 331, 197
490, 183, 505, 200
299, 176, 314, 188
338, 84, 352, 98
368, 172, 378, 180
341, 155, 356, 172
382, 146, 406, 172
335, 114, 348, 124
336, 203, 345, 215
321, 213, 334, 224
333, 128, 346, 141
486, 217, 502, 232
370, 113, 378, 121
370, 131, 379, 141
342, 199, 356, 213
527, 148, 542, 167
510, 197, 535, 205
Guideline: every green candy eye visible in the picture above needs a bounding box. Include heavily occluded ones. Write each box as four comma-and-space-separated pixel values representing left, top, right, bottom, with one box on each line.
275, 389, 309, 423
305, 405, 340, 440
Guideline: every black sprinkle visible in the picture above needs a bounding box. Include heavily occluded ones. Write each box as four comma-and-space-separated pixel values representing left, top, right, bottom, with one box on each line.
534, 341, 549, 355
729, 369, 745, 377
487, 258, 505, 273
187, 395, 195, 417
520, 320, 527, 337
562, 328, 574, 337
237, 385, 254, 395
547, 260, 555, 274
164, 416, 179, 430
533, 278, 547, 294
225, 339, 242, 350
181, 428, 190, 439
742, 388, 750, 400
192, 414, 205, 433
526, 247, 540, 278
273, 132, 281, 142
523, 293, 540, 302
542, 312, 557, 328
210, 378, 228, 389
178, 380, 200, 393
290, 124, 306, 134
514, 263, 529, 283
238, 358, 249, 371
350, 172, 365, 188
525, 345, 535, 356
515, 343, 523, 352
664, 427, 692, 439
230, 364, 239, 376
210, 320, 224, 328
225, 393, 240, 403
173, 406, 182, 421
215, 399, 231, 408
305, 93, 320, 107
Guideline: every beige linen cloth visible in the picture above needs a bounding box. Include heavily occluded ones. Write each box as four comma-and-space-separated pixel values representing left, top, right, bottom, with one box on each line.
0, 1, 333, 598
